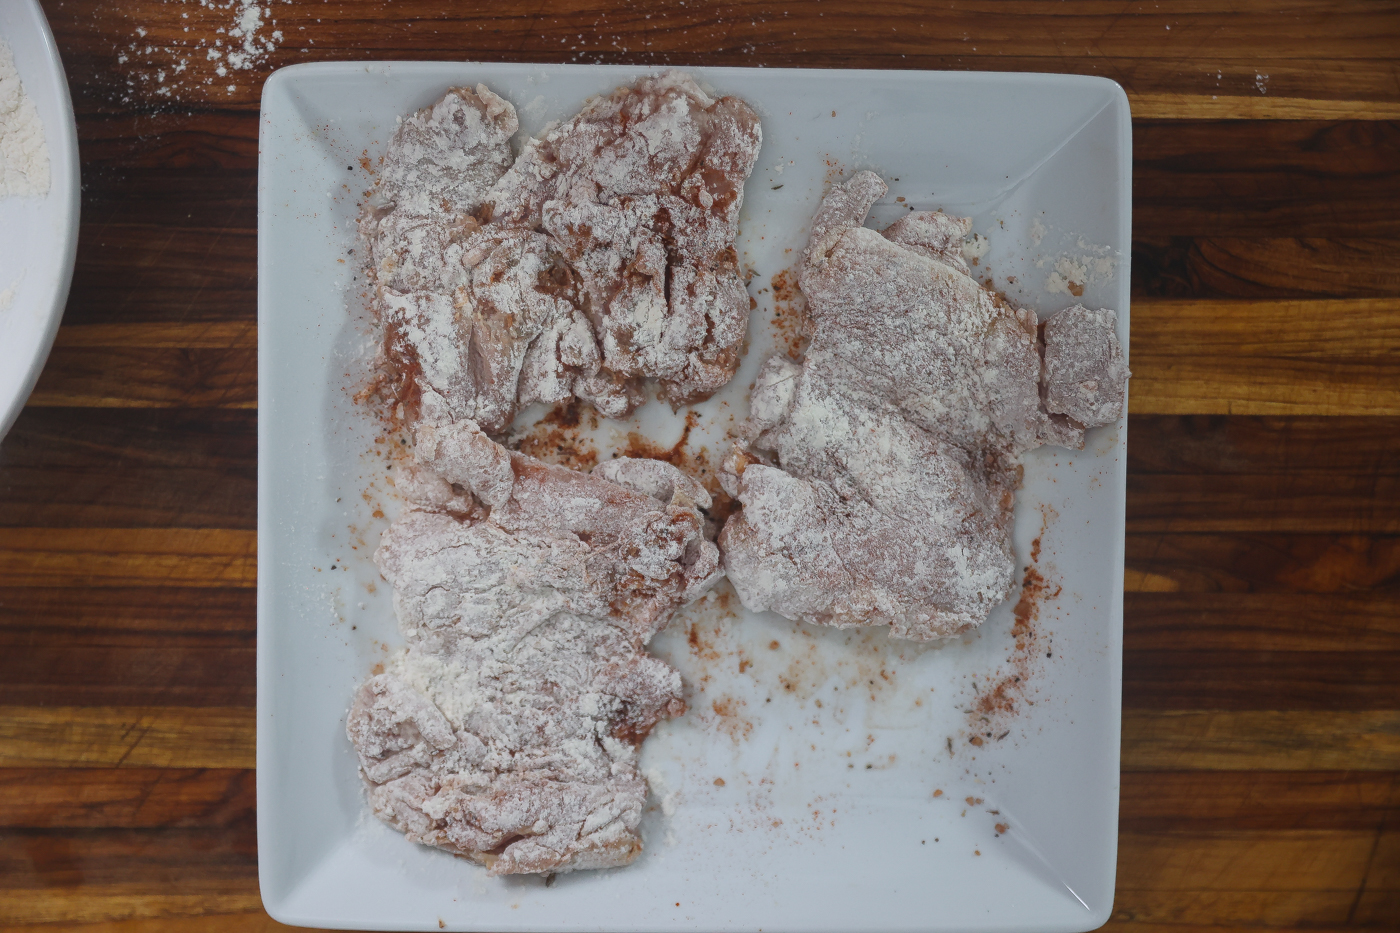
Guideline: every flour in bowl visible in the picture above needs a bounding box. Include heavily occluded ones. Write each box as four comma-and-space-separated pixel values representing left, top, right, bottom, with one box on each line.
0, 38, 49, 199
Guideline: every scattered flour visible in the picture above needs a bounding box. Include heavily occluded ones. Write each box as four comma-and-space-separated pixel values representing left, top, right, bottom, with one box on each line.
114, 0, 287, 101
1043, 243, 1117, 298
0, 38, 49, 198
1029, 217, 1046, 246
225, 0, 281, 70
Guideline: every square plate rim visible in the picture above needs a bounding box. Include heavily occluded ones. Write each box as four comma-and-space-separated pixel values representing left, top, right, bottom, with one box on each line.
256, 60, 1130, 933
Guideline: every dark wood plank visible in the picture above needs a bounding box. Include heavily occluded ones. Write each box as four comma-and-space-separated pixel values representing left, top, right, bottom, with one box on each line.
76, 112, 259, 173
0, 770, 253, 830
1123, 650, 1400, 711
64, 172, 258, 328
65, 227, 256, 325
1125, 533, 1400, 594
22, 636, 1394, 711
0, 588, 254, 636
0, 636, 255, 708
1124, 592, 1400, 652
0, 409, 255, 529
1128, 469, 1400, 536
44, 1, 1400, 113
1127, 474, 1400, 533
0, 826, 257, 898
1133, 237, 1400, 299
1127, 415, 1400, 476
1119, 771, 1400, 833
79, 171, 257, 234
35, 300, 1400, 414
1134, 120, 1400, 237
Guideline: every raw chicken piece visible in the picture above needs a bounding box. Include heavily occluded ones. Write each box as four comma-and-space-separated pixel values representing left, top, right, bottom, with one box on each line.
348, 420, 719, 874
360, 73, 762, 435
719, 172, 1128, 640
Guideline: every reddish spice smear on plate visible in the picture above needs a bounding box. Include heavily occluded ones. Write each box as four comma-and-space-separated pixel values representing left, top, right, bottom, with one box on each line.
621, 411, 739, 527
966, 505, 1062, 744
769, 265, 809, 360
513, 399, 600, 471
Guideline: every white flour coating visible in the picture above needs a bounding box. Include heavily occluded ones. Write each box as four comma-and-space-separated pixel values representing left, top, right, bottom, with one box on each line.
0, 39, 49, 198
719, 172, 1129, 640
347, 419, 721, 874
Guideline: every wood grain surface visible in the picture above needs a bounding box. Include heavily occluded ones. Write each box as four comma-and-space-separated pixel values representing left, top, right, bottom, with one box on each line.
2, 0, 1397, 930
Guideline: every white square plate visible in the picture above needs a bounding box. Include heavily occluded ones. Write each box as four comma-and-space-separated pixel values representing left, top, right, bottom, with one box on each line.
258, 62, 1130, 933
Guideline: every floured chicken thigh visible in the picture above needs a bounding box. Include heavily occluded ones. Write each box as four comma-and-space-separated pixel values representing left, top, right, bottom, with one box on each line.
360, 73, 761, 435
347, 419, 719, 875
719, 171, 1128, 640
359, 85, 521, 427
479, 71, 761, 419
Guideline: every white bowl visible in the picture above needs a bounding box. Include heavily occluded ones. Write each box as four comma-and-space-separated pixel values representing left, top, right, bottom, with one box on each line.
258, 62, 1130, 933
0, 0, 79, 442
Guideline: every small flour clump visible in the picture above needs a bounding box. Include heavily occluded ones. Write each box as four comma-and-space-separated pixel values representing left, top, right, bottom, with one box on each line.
1044, 252, 1117, 298
0, 38, 50, 198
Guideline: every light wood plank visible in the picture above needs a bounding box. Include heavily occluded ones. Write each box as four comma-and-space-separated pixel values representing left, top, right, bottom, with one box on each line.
32, 297, 1400, 414
7, 706, 1393, 773
1129, 93, 1400, 121
1122, 710, 1400, 771
0, 911, 293, 933
0, 529, 256, 589
1130, 298, 1400, 416
0, 707, 255, 769
0, 888, 263, 927
26, 347, 257, 409
1133, 298, 1400, 358
53, 322, 257, 349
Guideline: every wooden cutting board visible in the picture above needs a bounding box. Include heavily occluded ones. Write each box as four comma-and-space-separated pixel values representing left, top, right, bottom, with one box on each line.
1, 1, 1397, 930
